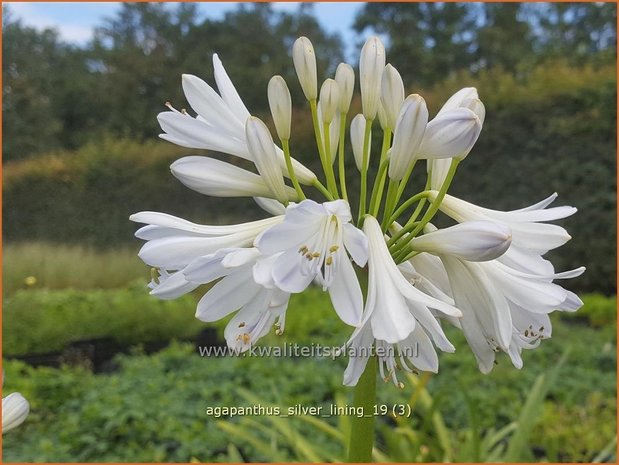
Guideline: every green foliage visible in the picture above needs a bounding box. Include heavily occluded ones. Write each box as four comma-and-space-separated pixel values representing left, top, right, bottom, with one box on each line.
2, 285, 202, 356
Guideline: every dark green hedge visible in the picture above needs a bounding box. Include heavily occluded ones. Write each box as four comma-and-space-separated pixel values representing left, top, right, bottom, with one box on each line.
3, 63, 615, 293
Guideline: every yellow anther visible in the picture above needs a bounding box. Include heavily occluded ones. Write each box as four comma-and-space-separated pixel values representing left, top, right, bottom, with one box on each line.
275, 328, 283, 336
329, 245, 339, 253
398, 382, 405, 389
150, 267, 160, 284
298, 245, 308, 253
312, 252, 320, 258
241, 333, 251, 345
238, 322, 246, 328
305, 252, 313, 260
325, 257, 333, 266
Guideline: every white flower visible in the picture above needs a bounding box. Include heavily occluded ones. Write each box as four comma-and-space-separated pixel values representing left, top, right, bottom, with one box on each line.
334, 63, 355, 114
318, 79, 341, 124
380, 64, 405, 131
350, 114, 371, 171
418, 107, 482, 160
387, 94, 429, 181
428, 88, 486, 189
130, 211, 283, 270
410, 221, 512, 262
170, 156, 297, 201
359, 36, 386, 120
158, 54, 316, 185
361, 216, 461, 343
2, 378, 29, 434
245, 116, 289, 203
183, 248, 290, 351
255, 199, 368, 326
267, 76, 292, 141
292, 36, 318, 101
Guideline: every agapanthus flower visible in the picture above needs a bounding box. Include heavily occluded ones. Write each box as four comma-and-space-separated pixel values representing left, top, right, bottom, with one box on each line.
2, 375, 29, 434
131, 34, 583, 389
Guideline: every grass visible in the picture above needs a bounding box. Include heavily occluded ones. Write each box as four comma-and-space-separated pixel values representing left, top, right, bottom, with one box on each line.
3, 242, 146, 296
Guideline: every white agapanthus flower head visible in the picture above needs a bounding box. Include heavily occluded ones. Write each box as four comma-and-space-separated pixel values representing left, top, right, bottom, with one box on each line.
131, 34, 583, 388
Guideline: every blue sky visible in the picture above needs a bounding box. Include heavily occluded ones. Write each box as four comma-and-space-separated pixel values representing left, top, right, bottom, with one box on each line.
6, 2, 366, 59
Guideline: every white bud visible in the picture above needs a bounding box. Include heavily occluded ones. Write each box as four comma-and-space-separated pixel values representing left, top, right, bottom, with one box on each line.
245, 116, 290, 203
267, 76, 292, 141
350, 114, 371, 171
418, 108, 482, 160
437, 87, 479, 115
388, 95, 428, 181
460, 98, 486, 125
335, 63, 355, 114
318, 79, 340, 124
359, 36, 385, 120
2, 392, 29, 433
380, 64, 405, 130
410, 221, 512, 262
377, 102, 389, 130
292, 36, 317, 101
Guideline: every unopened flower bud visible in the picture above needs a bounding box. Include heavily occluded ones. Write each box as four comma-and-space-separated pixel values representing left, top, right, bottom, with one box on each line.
388, 95, 428, 181
460, 98, 485, 125
438, 87, 479, 113
350, 114, 371, 171
267, 76, 292, 141
318, 79, 340, 124
418, 108, 482, 160
410, 221, 512, 262
380, 64, 405, 130
2, 392, 29, 433
377, 102, 389, 130
292, 36, 317, 101
245, 116, 289, 203
335, 63, 355, 114
359, 36, 385, 120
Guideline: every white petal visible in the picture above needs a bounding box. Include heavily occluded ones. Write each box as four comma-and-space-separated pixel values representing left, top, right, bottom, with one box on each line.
2, 392, 29, 432
328, 256, 363, 326
253, 197, 286, 216
212, 54, 250, 123
343, 324, 375, 386
343, 223, 369, 266
272, 250, 315, 293
195, 269, 261, 321
150, 269, 200, 299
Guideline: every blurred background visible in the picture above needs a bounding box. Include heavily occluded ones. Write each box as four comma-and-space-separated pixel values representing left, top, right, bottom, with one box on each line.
2, 2, 617, 462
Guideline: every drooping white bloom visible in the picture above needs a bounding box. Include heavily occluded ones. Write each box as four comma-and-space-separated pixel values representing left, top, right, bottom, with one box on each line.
245, 116, 289, 204
410, 221, 512, 262
361, 216, 462, 343
292, 36, 318, 101
170, 156, 296, 201
350, 114, 371, 171
359, 36, 386, 120
380, 64, 405, 130
158, 55, 316, 185
267, 76, 292, 141
340, 217, 461, 386
387, 94, 429, 181
2, 392, 29, 434
428, 87, 486, 189
319, 79, 341, 124
334, 63, 355, 114
255, 199, 368, 326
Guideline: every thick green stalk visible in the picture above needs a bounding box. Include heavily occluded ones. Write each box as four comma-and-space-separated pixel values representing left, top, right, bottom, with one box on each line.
312, 180, 334, 201
381, 179, 400, 230
281, 139, 306, 200
347, 355, 377, 462
357, 119, 374, 224
386, 191, 430, 226
309, 99, 333, 196
323, 121, 339, 197
337, 113, 349, 201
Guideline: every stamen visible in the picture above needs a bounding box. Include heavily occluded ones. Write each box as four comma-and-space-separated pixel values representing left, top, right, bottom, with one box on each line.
238, 322, 246, 328
329, 245, 339, 253
325, 256, 333, 266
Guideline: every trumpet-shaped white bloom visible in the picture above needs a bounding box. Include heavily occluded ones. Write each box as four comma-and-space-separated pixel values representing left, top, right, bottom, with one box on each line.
255, 199, 368, 326
361, 216, 461, 343
158, 55, 316, 185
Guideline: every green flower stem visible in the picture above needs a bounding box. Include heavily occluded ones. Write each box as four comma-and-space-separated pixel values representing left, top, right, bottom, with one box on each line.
386, 191, 430, 226
281, 139, 306, 200
309, 99, 333, 196
368, 155, 390, 217
323, 121, 339, 197
357, 118, 374, 225
313, 180, 334, 201
368, 129, 392, 217
381, 179, 400, 230
337, 113, 349, 201
347, 355, 377, 463
394, 159, 418, 206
